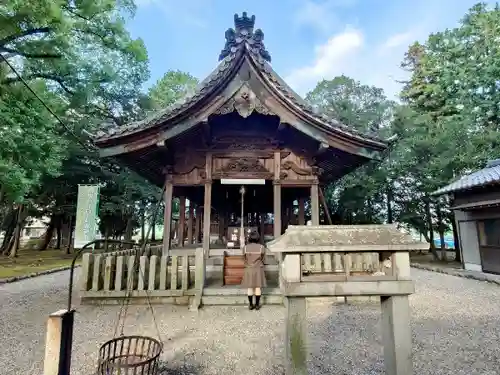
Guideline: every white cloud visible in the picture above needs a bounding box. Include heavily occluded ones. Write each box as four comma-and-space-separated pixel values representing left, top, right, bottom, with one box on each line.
285, 0, 481, 99
286, 28, 363, 93
285, 25, 428, 99
381, 32, 416, 51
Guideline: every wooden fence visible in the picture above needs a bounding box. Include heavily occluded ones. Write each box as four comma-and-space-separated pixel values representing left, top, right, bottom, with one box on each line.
79, 248, 203, 305
93, 244, 163, 257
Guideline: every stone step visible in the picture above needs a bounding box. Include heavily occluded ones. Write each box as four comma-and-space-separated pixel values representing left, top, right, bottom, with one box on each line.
203, 286, 281, 295
201, 294, 283, 306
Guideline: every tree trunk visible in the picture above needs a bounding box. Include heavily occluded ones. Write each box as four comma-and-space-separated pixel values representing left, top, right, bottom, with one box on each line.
1, 209, 16, 255
386, 186, 393, 224
151, 206, 157, 241
8, 204, 25, 258
451, 216, 461, 262
141, 208, 146, 243
435, 203, 446, 261
0, 185, 5, 205
104, 226, 110, 251
66, 215, 73, 254
424, 197, 439, 260
39, 215, 56, 251
124, 216, 134, 248
55, 221, 62, 249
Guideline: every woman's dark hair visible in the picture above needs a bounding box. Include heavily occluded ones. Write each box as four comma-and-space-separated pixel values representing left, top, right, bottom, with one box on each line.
248, 230, 260, 243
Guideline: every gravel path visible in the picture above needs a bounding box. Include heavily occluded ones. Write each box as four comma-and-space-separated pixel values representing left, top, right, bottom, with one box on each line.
2, 268, 500, 375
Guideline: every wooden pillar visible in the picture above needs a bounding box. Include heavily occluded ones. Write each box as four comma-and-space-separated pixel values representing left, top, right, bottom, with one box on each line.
194, 206, 201, 244
310, 183, 320, 225
274, 183, 282, 238
203, 153, 213, 255
282, 203, 289, 234
273, 150, 282, 238
318, 185, 333, 225
298, 197, 305, 225
224, 211, 229, 240
178, 196, 186, 247
187, 202, 194, 245
162, 180, 173, 255
381, 295, 413, 375
203, 183, 212, 255
218, 211, 225, 242
43, 309, 75, 375
259, 213, 265, 244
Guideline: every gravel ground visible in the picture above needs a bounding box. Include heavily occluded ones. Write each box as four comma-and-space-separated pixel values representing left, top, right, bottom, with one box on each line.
1, 268, 500, 375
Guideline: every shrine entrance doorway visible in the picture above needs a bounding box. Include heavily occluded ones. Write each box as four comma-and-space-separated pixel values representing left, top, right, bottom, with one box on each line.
213, 178, 273, 249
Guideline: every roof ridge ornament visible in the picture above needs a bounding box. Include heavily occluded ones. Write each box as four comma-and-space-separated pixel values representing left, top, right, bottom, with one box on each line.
214, 83, 275, 118
219, 12, 271, 63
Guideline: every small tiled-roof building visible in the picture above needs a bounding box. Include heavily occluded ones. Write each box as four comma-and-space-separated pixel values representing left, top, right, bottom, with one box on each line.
434, 159, 500, 274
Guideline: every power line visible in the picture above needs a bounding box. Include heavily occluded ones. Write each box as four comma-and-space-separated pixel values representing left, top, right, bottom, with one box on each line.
2, 54, 165, 338
0, 53, 96, 151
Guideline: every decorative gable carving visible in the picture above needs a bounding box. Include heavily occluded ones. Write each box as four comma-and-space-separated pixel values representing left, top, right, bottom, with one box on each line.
214, 84, 275, 118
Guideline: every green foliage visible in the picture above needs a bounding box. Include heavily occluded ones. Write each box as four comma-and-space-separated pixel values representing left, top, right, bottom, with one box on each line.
0, 81, 67, 202
1, 0, 149, 124
306, 75, 396, 136
0, 1, 154, 252
148, 70, 198, 109
307, 75, 397, 225
309, 3, 500, 243
394, 2, 500, 239
3, 1, 500, 254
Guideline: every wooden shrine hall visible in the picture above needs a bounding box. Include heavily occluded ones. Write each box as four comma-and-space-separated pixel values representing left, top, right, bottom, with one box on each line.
92, 12, 388, 255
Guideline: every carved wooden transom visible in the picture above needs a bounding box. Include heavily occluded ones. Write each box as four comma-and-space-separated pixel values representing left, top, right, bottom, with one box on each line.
221, 157, 268, 173
215, 84, 275, 118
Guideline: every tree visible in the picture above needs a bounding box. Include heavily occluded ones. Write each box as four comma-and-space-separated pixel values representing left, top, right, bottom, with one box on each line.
1, 0, 149, 124
0, 1, 150, 256
397, 2, 500, 259
148, 70, 198, 109
306, 75, 396, 136
306, 76, 398, 225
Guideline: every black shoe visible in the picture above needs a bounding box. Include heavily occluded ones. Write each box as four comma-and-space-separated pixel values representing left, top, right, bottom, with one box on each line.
248, 295, 255, 310
255, 295, 261, 310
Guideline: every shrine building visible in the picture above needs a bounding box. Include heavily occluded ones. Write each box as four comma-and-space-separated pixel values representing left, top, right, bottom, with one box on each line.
92, 13, 388, 255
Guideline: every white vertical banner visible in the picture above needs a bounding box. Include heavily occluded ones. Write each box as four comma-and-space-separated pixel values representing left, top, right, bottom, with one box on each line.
74, 184, 100, 249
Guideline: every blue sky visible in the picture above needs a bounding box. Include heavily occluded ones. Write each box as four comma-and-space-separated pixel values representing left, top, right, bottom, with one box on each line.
129, 0, 493, 99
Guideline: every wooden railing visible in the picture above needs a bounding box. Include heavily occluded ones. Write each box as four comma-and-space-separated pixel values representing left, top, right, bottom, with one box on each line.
79, 248, 203, 306
93, 244, 163, 257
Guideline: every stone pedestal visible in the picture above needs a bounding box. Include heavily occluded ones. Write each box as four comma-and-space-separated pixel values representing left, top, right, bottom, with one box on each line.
285, 297, 307, 375
381, 295, 413, 375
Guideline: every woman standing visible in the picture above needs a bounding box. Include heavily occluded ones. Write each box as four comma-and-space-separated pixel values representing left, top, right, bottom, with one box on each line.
241, 230, 267, 310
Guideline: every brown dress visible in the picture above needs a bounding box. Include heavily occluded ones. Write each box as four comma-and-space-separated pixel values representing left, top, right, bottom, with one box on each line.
241, 243, 267, 288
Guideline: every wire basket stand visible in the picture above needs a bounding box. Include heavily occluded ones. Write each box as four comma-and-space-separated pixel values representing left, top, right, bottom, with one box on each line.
67, 182, 168, 375
96, 335, 162, 375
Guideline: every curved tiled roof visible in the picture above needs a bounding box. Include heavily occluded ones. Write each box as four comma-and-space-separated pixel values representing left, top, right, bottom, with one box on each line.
95, 52, 239, 142
433, 160, 500, 195
93, 13, 387, 150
